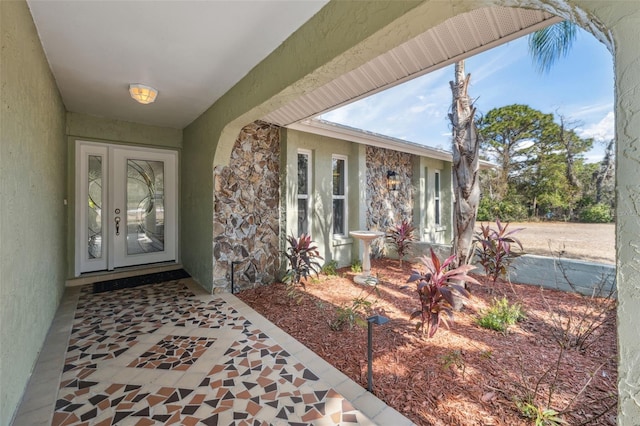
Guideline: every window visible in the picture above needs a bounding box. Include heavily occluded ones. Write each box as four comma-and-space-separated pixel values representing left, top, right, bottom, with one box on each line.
297, 150, 311, 236
332, 155, 347, 236
434, 170, 441, 226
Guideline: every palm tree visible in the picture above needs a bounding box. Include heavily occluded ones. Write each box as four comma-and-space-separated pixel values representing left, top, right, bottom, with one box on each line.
449, 60, 480, 268
528, 21, 577, 73
448, 20, 577, 268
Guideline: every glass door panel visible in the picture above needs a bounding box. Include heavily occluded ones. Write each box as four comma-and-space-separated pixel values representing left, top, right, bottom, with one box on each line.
126, 159, 165, 255
77, 143, 108, 273
88, 155, 104, 259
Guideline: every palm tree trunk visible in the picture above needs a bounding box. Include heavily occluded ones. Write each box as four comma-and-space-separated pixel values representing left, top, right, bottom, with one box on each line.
449, 60, 481, 268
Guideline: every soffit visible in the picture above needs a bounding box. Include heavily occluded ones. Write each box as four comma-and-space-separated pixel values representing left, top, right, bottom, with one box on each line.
263, 7, 560, 127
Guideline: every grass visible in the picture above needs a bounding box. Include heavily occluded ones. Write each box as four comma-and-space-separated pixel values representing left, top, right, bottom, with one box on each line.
477, 297, 526, 334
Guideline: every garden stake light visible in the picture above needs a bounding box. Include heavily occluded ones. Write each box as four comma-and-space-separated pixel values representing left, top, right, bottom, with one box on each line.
230, 260, 243, 294
367, 314, 389, 392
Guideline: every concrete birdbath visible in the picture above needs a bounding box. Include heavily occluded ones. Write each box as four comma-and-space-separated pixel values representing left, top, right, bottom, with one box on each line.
349, 230, 385, 285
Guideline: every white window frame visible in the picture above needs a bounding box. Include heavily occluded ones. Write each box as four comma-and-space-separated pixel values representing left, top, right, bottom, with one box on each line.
434, 170, 441, 226
332, 154, 348, 237
297, 149, 311, 237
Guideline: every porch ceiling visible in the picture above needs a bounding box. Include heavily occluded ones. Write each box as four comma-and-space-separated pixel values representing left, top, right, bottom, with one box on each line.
262, 7, 560, 127
26, 0, 329, 129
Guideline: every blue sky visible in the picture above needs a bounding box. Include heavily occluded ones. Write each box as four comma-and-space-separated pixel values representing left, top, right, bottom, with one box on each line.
321, 27, 614, 163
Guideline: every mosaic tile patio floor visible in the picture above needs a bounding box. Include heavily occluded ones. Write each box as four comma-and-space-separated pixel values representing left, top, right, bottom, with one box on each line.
13, 278, 413, 426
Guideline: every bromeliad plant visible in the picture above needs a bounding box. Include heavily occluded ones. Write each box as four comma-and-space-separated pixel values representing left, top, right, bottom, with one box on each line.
283, 233, 323, 291
387, 219, 416, 267
474, 219, 524, 291
409, 249, 479, 337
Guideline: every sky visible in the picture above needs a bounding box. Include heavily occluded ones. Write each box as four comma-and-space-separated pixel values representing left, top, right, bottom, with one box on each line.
321, 27, 614, 163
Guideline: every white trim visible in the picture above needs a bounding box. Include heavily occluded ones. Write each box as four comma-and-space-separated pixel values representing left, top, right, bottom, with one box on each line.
434, 170, 441, 226
76, 142, 109, 275
296, 149, 312, 237
290, 119, 495, 169
332, 154, 348, 237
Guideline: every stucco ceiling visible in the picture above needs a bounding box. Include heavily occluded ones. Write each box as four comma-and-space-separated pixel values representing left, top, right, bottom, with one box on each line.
26, 0, 329, 129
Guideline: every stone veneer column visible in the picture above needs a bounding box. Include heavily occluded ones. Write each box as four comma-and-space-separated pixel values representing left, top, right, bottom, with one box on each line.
365, 146, 414, 257
213, 121, 280, 292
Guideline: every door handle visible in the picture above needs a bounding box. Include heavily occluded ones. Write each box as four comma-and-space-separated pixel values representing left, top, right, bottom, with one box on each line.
115, 216, 121, 236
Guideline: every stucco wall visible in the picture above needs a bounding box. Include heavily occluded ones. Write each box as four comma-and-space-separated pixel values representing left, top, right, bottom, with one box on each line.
0, 1, 67, 424
66, 112, 182, 149
213, 122, 281, 291
283, 129, 365, 267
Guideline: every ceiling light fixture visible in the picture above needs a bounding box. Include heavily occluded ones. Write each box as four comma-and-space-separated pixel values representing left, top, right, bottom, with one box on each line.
128, 84, 158, 104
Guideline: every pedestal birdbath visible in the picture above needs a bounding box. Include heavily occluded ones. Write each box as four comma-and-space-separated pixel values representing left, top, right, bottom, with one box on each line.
349, 230, 384, 285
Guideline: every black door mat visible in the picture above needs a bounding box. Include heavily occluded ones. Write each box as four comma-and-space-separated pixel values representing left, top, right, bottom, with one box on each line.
92, 269, 190, 294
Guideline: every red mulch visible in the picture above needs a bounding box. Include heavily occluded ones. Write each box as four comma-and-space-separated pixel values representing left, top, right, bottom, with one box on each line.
237, 258, 617, 426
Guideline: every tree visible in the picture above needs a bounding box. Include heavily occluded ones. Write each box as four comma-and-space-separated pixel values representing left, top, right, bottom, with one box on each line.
478, 105, 594, 220
477, 104, 555, 199
594, 138, 615, 205
449, 61, 481, 268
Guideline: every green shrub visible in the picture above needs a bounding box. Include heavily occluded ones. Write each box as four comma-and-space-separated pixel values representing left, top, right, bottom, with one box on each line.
321, 260, 339, 276
579, 203, 613, 223
330, 292, 377, 331
351, 260, 362, 273
477, 297, 526, 333
477, 197, 528, 222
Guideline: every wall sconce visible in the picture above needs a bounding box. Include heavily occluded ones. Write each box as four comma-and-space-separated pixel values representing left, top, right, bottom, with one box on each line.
367, 314, 389, 393
387, 171, 399, 191
129, 84, 158, 104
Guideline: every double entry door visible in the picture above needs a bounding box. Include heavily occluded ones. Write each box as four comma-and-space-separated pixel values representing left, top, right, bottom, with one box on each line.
76, 141, 178, 275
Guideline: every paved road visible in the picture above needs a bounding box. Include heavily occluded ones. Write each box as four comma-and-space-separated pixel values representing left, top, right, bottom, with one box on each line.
476, 221, 615, 265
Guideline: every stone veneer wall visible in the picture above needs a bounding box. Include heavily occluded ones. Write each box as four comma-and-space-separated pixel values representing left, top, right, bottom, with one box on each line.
213, 121, 280, 292
366, 146, 414, 257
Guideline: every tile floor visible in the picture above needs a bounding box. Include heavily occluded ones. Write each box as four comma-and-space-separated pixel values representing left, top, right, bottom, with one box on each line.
12, 278, 413, 425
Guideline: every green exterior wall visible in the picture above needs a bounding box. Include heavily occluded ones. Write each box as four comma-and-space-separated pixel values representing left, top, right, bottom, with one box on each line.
65, 112, 183, 278
283, 129, 364, 267
0, 1, 67, 424
66, 112, 182, 149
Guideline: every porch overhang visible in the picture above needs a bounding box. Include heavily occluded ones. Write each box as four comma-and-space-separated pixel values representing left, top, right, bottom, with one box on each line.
262, 6, 560, 127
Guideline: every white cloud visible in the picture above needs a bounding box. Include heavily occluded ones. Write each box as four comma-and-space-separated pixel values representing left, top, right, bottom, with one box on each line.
569, 102, 613, 120
578, 111, 614, 141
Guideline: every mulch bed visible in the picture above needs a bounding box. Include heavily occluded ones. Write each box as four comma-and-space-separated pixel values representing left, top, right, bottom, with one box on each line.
237, 258, 617, 426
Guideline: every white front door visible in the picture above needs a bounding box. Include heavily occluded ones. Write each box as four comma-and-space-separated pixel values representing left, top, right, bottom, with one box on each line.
76, 141, 178, 275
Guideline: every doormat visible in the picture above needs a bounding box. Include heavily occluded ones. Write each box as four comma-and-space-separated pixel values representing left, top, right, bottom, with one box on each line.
93, 269, 190, 294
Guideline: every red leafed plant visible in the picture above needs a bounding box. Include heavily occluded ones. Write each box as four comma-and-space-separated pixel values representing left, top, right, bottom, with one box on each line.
409, 249, 479, 337
283, 233, 323, 288
387, 219, 416, 267
473, 219, 524, 290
